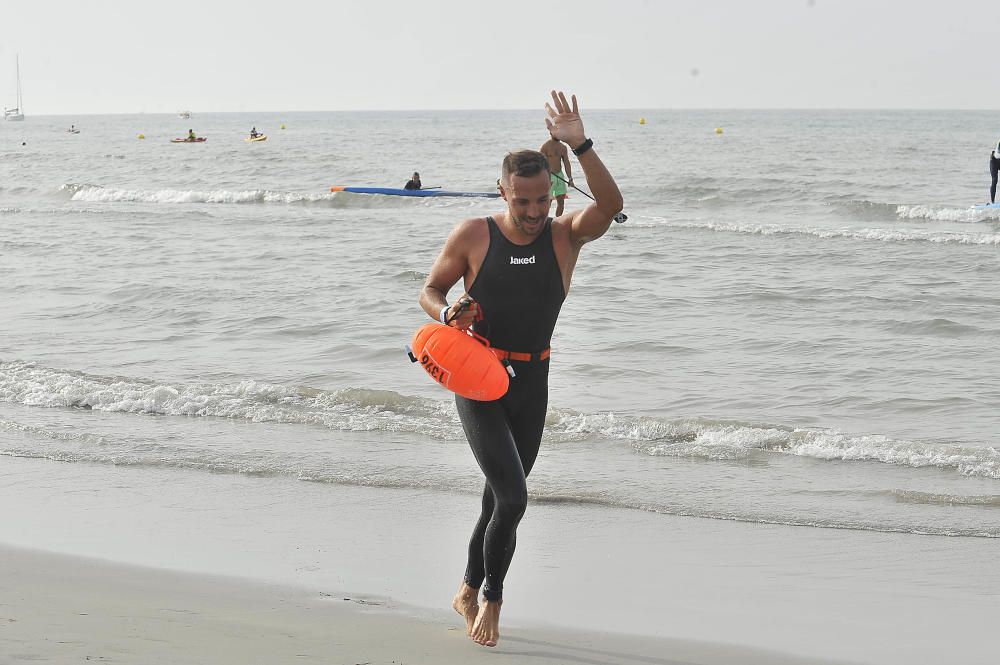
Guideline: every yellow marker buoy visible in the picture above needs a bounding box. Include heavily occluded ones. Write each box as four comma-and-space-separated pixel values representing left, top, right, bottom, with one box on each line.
715, 127, 723, 134
280, 123, 286, 130
137, 134, 145, 139
639, 117, 646, 125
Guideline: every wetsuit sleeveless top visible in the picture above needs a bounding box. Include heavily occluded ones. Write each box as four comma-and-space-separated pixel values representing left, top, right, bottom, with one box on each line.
455, 215, 565, 602
469, 216, 565, 351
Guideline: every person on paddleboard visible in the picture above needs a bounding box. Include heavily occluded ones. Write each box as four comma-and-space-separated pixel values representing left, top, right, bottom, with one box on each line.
187, 129, 196, 141
989, 141, 1000, 204
250, 127, 260, 139
404, 172, 422, 190
418, 90, 623, 649
539, 130, 574, 216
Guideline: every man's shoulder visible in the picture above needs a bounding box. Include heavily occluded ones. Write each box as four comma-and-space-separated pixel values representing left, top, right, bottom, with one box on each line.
540, 139, 560, 152
550, 210, 585, 236
449, 216, 490, 243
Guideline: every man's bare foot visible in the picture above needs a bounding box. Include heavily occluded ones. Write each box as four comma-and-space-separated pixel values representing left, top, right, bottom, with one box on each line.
470, 599, 501, 647
451, 582, 479, 636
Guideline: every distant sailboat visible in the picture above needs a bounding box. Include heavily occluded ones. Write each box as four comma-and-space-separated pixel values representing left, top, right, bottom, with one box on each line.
4, 55, 24, 121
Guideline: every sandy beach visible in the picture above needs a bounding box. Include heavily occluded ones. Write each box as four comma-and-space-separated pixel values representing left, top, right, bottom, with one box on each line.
1, 456, 996, 665
1, 545, 865, 665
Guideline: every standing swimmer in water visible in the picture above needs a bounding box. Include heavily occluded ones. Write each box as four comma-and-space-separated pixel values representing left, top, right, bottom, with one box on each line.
418, 90, 623, 648
989, 141, 1000, 204
540, 130, 574, 216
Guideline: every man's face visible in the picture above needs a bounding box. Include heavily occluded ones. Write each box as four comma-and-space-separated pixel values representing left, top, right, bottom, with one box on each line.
500, 171, 552, 236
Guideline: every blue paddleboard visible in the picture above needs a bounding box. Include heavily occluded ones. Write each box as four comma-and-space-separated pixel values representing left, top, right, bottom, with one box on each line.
331, 186, 499, 199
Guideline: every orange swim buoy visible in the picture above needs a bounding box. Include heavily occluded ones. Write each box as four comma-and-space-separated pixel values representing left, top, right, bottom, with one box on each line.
409, 323, 510, 401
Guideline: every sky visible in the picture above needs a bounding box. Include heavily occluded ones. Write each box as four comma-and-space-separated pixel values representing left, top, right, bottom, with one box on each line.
2, 0, 999, 114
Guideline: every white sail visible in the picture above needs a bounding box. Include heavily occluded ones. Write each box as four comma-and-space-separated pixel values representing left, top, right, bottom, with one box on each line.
4, 55, 24, 121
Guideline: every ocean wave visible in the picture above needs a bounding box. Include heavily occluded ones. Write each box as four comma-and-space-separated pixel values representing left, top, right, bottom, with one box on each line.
544, 409, 1000, 479
831, 200, 1000, 224
883, 317, 985, 337
57, 183, 498, 210
0, 360, 459, 438
888, 489, 1000, 507
895, 204, 1000, 223
0, 185, 37, 196
60, 183, 342, 206
2, 360, 998, 481
666, 219, 1000, 245
834, 199, 900, 221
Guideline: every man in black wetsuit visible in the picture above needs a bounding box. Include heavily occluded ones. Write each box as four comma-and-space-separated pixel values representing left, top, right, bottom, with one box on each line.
418, 90, 623, 648
989, 143, 1000, 204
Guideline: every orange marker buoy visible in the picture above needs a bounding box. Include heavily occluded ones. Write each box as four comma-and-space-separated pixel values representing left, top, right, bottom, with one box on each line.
409, 323, 509, 401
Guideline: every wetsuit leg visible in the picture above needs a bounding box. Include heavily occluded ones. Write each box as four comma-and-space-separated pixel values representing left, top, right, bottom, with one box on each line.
991, 158, 998, 203
463, 483, 494, 590
456, 362, 548, 602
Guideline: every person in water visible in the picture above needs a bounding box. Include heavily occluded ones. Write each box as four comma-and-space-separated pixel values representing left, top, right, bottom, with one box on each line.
250, 127, 259, 138
187, 129, 196, 141
418, 90, 623, 648
539, 130, 574, 216
404, 172, 422, 190
989, 141, 1000, 204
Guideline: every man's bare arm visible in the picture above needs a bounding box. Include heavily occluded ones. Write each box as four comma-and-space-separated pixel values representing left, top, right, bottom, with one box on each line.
419, 220, 481, 328
566, 148, 622, 245
544, 91, 622, 246
561, 146, 574, 185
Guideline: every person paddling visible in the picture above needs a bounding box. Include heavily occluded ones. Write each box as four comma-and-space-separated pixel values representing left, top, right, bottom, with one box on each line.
989, 141, 1000, 204
404, 172, 422, 190
418, 90, 623, 648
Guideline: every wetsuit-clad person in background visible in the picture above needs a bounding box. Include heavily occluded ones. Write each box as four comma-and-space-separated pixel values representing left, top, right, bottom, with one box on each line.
404, 172, 422, 190
989, 142, 1000, 204
419, 90, 623, 649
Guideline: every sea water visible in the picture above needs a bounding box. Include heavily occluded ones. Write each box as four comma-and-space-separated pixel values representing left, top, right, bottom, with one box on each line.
2, 109, 999, 548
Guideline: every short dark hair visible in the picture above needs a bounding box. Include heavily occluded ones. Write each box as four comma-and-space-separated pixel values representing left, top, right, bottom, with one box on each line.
501, 150, 549, 182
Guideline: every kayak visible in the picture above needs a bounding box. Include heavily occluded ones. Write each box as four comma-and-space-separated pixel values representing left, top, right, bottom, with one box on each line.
974, 202, 1000, 210
171, 137, 207, 143
245, 135, 267, 142
330, 186, 499, 198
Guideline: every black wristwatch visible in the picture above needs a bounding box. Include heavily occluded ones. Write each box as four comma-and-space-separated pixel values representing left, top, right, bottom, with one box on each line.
572, 138, 593, 156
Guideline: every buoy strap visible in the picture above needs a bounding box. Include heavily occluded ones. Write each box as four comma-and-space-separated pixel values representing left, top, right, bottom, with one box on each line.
491, 347, 551, 363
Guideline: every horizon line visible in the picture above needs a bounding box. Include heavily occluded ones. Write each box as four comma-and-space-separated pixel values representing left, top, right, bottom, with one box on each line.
8, 107, 1000, 118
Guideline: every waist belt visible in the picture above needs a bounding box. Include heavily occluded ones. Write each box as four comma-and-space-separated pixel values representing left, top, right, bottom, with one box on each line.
491, 347, 551, 363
